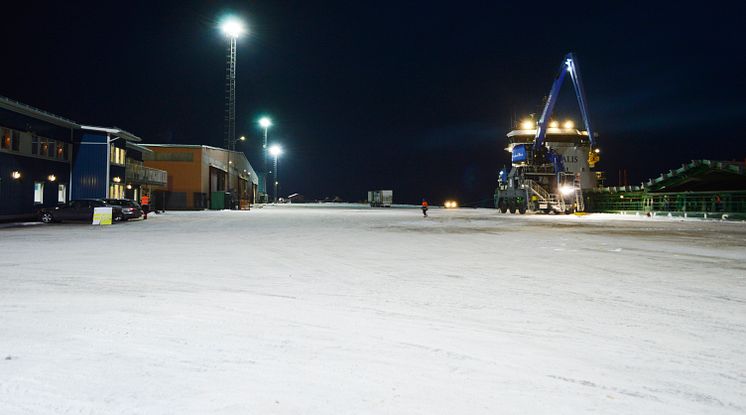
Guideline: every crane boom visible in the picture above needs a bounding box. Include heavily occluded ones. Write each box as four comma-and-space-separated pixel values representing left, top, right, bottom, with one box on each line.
533, 53, 596, 152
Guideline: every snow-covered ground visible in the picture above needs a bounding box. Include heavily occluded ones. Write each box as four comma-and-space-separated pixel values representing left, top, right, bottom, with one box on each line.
1, 205, 745, 414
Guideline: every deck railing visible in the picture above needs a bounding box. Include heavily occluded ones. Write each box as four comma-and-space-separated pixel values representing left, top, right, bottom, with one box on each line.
126, 161, 167, 186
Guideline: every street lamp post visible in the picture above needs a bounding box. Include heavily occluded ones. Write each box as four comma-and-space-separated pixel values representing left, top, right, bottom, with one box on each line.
220, 17, 245, 206
220, 17, 246, 151
259, 117, 272, 202
269, 144, 282, 203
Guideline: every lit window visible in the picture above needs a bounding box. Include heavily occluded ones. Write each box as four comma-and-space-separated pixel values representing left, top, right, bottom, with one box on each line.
1, 129, 9, 150
110, 146, 126, 165
109, 183, 124, 199
34, 182, 44, 204
57, 143, 65, 159
58, 184, 67, 203
40, 138, 49, 157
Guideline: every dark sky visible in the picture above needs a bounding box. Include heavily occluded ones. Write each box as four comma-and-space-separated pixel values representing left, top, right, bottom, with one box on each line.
3, 1, 745, 204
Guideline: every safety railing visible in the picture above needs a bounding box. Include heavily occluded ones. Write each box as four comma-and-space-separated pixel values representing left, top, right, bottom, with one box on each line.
126, 162, 168, 186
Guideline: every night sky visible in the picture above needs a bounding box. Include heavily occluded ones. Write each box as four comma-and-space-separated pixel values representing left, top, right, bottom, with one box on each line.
3, 1, 745, 205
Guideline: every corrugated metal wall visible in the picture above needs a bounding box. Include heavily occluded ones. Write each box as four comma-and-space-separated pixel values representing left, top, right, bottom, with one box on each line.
71, 133, 108, 199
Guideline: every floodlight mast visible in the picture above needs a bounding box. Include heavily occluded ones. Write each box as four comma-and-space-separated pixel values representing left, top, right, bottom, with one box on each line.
258, 117, 272, 202
269, 145, 282, 203
220, 17, 246, 151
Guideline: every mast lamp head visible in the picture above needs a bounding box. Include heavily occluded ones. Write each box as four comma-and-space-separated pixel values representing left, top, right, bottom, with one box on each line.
269, 145, 283, 157
220, 17, 246, 38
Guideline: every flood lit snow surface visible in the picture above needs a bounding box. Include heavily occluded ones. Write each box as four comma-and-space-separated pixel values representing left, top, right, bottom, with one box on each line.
1, 204, 745, 414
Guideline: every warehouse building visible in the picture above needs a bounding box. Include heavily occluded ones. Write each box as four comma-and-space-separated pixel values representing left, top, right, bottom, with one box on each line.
142, 144, 258, 210
0, 96, 166, 221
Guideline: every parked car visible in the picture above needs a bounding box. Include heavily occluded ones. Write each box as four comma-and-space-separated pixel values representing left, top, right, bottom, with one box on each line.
39, 199, 124, 223
103, 199, 143, 221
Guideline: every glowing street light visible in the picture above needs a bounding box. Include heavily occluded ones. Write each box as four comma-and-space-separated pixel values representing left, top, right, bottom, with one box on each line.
219, 15, 247, 200
260, 117, 272, 151
259, 116, 273, 202
220, 17, 246, 39
259, 117, 272, 130
220, 16, 247, 151
269, 144, 283, 203
269, 144, 282, 158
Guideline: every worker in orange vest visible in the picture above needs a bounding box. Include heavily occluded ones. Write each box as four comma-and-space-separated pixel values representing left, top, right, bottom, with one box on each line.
140, 195, 150, 220
421, 198, 428, 217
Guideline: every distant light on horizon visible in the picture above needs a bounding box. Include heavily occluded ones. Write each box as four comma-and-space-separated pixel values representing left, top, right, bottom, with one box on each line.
520, 119, 534, 130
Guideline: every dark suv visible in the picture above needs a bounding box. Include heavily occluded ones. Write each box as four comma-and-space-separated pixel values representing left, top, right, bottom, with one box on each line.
103, 199, 143, 221
39, 199, 124, 223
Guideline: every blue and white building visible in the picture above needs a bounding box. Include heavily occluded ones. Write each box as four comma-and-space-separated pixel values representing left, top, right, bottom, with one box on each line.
0, 96, 166, 221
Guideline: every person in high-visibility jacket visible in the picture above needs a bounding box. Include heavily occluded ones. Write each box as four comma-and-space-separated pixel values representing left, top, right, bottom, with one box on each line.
421, 199, 429, 217
140, 195, 150, 220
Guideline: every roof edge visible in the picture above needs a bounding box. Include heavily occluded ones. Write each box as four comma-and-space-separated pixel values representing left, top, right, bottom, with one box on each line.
0, 95, 81, 129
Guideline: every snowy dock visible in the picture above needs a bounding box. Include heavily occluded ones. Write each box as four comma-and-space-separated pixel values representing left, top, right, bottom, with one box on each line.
1, 205, 744, 414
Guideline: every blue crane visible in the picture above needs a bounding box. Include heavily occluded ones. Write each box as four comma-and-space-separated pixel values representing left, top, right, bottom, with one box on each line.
532, 53, 597, 172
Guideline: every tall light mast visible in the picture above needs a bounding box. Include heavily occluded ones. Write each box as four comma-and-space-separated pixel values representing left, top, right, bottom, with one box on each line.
220, 17, 246, 151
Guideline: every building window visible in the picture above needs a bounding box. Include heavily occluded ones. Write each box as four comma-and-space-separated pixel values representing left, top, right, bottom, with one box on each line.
56, 143, 65, 160
32, 135, 39, 155
11, 131, 19, 151
34, 182, 44, 204
1, 129, 9, 150
109, 183, 124, 199
110, 146, 125, 165
40, 138, 49, 157
58, 184, 67, 203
